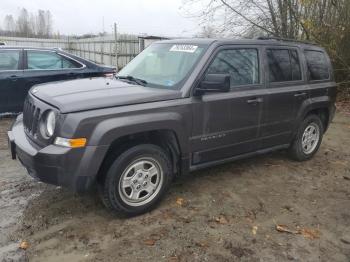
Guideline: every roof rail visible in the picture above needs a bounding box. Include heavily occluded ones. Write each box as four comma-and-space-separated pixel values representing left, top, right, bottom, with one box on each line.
255, 36, 316, 45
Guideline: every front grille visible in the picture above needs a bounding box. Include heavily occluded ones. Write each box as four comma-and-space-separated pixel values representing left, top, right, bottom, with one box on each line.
22, 93, 58, 148
23, 98, 41, 136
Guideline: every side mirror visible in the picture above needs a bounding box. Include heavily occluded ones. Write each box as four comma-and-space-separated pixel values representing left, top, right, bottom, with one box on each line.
195, 74, 231, 95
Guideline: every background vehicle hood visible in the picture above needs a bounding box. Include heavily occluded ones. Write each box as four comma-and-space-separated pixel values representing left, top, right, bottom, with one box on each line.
31, 77, 182, 113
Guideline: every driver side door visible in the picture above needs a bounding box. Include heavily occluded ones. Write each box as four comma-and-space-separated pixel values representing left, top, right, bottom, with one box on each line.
191, 46, 267, 166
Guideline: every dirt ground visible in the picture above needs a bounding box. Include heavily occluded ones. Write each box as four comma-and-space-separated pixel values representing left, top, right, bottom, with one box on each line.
0, 112, 350, 262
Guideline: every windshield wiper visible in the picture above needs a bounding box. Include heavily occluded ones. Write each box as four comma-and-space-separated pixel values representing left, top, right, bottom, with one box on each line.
116, 75, 148, 86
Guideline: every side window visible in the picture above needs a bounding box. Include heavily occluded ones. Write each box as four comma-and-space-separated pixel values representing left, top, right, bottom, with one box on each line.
267, 49, 302, 82
0, 50, 20, 70
207, 49, 259, 87
61, 55, 82, 69
27, 51, 81, 70
304, 50, 329, 81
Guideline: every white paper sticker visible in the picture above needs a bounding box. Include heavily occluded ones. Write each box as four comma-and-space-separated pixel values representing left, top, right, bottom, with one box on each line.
170, 44, 198, 53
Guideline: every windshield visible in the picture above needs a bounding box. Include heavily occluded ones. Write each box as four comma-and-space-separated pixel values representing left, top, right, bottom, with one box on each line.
117, 43, 206, 89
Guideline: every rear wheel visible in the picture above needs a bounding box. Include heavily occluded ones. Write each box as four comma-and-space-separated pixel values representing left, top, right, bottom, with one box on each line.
289, 114, 324, 161
99, 144, 173, 216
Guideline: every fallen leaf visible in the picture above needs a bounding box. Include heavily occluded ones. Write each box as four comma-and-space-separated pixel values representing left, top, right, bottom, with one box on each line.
215, 215, 229, 224
300, 228, 320, 240
169, 256, 179, 262
144, 239, 156, 246
283, 205, 293, 212
340, 238, 350, 245
176, 197, 185, 207
333, 160, 347, 166
275, 224, 321, 240
179, 216, 192, 223
195, 241, 209, 248
19, 241, 29, 250
264, 164, 281, 167
276, 224, 299, 234
246, 217, 254, 224
252, 226, 258, 235
161, 209, 174, 220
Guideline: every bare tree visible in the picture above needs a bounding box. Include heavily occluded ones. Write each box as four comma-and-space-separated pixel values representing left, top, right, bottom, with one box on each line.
16, 8, 33, 37
183, 0, 350, 96
4, 15, 16, 35
37, 10, 46, 37
1, 8, 54, 38
196, 25, 219, 37
44, 10, 53, 37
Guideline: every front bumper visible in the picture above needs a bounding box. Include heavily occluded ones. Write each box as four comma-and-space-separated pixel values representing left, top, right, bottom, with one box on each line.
8, 115, 108, 192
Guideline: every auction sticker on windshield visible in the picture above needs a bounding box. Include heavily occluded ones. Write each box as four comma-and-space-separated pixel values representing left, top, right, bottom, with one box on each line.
170, 45, 198, 53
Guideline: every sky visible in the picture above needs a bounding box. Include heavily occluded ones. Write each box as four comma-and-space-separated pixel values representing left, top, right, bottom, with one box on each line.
0, 0, 200, 37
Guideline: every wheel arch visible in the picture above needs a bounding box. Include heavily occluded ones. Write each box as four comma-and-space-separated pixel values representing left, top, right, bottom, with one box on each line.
95, 129, 183, 184
295, 97, 332, 133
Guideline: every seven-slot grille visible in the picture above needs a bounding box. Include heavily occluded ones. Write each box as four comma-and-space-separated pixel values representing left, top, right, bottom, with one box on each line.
23, 98, 41, 136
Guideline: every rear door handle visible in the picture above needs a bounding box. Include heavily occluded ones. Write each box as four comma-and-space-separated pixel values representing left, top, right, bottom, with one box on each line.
247, 97, 263, 104
294, 92, 307, 97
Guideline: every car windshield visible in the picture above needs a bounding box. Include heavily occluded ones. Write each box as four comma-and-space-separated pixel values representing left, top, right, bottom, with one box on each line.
117, 43, 206, 89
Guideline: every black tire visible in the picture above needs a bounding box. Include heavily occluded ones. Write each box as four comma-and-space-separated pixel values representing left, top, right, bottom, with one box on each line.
289, 114, 324, 161
99, 144, 173, 216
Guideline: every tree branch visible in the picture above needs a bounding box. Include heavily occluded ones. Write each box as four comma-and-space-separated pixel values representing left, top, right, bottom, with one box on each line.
219, 0, 277, 36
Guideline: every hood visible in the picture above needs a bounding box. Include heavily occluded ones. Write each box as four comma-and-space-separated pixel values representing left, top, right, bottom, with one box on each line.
31, 77, 182, 113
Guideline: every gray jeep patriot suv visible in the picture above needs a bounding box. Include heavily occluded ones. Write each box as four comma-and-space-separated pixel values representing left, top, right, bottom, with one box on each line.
8, 38, 336, 215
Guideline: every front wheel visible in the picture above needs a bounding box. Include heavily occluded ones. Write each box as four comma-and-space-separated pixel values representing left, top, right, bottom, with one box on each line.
289, 114, 324, 161
99, 144, 173, 216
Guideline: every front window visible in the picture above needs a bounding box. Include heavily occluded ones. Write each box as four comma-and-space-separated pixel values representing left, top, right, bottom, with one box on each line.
206, 48, 260, 88
117, 43, 206, 89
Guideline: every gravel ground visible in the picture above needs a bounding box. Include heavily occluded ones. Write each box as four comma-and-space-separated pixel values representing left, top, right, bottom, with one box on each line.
0, 113, 349, 262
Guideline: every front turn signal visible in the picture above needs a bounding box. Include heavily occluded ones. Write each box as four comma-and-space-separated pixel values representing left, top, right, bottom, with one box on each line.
54, 137, 87, 148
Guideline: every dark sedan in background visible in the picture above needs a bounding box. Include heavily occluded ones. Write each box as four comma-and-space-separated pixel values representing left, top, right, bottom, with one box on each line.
0, 46, 116, 114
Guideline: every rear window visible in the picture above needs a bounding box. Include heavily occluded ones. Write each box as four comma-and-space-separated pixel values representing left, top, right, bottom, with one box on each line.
0, 50, 20, 70
267, 49, 302, 82
304, 50, 330, 81
27, 51, 82, 70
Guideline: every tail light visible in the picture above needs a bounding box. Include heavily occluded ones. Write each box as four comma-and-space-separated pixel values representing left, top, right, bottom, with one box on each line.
104, 68, 117, 78
104, 73, 115, 78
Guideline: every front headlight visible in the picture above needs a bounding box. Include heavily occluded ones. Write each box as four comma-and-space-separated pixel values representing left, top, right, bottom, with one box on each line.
45, 110, 56, 137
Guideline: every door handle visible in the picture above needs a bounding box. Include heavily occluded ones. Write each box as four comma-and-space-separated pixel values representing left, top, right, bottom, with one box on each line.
247, 97, 263, 104
294, 92, 307, 97
8, 75, 19, 81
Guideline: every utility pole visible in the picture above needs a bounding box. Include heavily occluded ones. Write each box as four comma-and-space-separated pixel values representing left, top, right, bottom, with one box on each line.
114, 22, 118, 71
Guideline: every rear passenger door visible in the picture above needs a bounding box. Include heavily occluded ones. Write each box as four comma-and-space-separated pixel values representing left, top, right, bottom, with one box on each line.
191, 46, 266, 165
0, 49, 25, 113
260, 46, 308, 148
